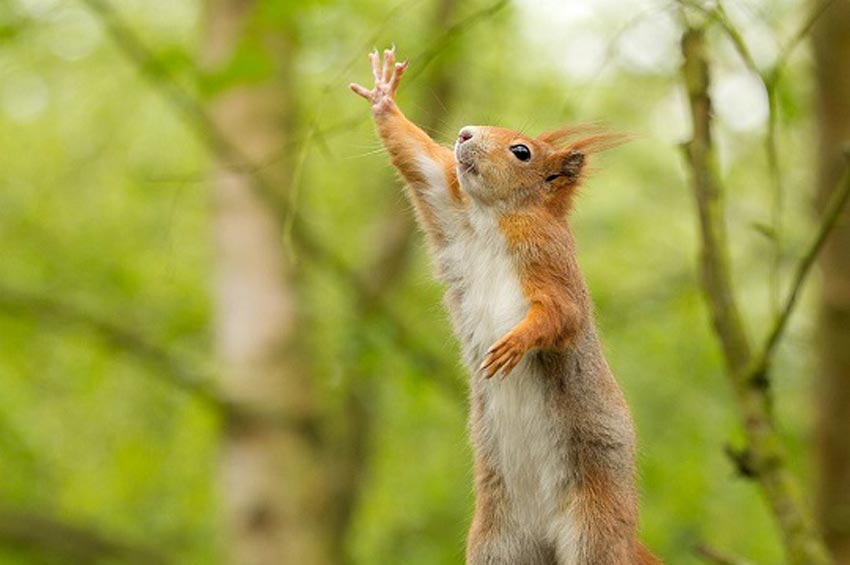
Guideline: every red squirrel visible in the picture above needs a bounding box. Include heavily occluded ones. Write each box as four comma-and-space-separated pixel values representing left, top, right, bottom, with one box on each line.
351, 48, 662, 565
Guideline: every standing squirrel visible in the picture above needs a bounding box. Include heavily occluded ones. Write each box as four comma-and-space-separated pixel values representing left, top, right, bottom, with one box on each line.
351, 48, 661, 565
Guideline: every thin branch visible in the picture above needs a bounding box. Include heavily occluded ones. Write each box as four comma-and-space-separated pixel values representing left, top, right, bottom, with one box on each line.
324, 0, 421, 90
704, 0, 837, 78
0, 284, 217, 402
704, 0, 837, 319
706, 3, 783, 315
282, 0, 423, 250
405, 0, 509, 82
774, 0, 838, 73
203, 0, 509, 179
77, 0, 463, 398
765, 85, 783, 316
76, 0, 252, 173
680, 25, 753, 372
573, 0, 679, 115
0, 284, 323, 434
702, 0, 850, 372
710, 3, 760, 74
757, 156, 850, 364
679, 23, 831, 565
0, 506, 169, 564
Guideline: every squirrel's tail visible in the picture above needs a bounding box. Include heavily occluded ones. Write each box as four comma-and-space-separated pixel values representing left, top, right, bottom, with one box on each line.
636, 541, 664, 565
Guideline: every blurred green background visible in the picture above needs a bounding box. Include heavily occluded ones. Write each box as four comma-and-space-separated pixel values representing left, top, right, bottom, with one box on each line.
0, 0, 847, 563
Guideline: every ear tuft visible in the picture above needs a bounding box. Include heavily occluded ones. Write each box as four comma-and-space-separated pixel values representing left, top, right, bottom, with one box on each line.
560, 151, 585, 183
537, 123, 605, 146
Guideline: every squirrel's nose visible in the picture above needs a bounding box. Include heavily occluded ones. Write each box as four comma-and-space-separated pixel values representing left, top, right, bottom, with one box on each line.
458, 127, 474, 144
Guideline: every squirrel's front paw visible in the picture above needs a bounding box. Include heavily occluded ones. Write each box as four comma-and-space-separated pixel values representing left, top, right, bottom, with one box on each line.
480, 330, 530, 379
349, 46, 407, 115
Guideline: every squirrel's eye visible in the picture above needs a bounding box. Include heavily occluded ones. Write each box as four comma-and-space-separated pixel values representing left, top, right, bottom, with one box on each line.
509, 144, 531, 162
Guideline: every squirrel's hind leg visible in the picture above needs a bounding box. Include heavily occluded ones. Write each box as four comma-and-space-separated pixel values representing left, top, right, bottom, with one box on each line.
466, 528, 555, 565
549, 480, 639, 565
465, 461, 555, 564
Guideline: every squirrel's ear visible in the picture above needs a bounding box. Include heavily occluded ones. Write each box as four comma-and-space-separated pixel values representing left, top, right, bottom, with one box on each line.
545, 150, 585, 187
560, 150, 585, 182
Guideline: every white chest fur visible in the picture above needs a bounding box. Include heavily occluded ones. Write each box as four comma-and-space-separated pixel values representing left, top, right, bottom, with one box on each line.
487, 361, 564, 536
448, 206, 527, 354
441, 206, 565, 536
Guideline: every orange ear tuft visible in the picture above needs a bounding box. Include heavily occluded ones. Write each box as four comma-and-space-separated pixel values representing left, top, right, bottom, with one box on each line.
566, 131, 631, 155
537, 124, 606, 147
538, 124, 631, 155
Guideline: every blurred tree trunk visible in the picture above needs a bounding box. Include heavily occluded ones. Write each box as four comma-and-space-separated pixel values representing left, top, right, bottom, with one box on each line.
202, 2, 329, 564
813, 1, 850, 563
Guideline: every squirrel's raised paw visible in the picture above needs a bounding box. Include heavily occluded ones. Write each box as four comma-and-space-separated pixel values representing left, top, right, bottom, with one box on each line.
349, 46, 408, 114
480, 330, 529, 379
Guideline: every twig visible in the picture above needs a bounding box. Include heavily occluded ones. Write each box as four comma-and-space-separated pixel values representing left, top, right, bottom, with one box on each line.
773, 0, 839, 73
0, 284, 217, 401
0, 506, 169, 564
702, 0, 838, 319
679, 24, 831, 565
0, 283, 324, 433
765, 85, 783, 316
702, 0, 837, 78
756, 156, 850, 365
703, 0, 850, 373
282, 0, 423, 251
573, 0, 679, 116
706, 3, 781, 315
201, 0, 507, 179
710, 4, 760, 74
405, 0, 509, 82
680, 25, 753, 371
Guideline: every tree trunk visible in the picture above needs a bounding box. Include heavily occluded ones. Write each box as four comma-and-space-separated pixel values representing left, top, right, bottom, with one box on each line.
202, 2, 329, 564
813, 1, 850, 563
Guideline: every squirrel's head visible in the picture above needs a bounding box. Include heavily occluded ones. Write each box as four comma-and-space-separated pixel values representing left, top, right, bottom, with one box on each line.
454, 125, 622, 215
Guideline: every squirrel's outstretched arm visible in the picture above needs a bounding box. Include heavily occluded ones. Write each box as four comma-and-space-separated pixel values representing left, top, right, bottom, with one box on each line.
351, 48, 464, 245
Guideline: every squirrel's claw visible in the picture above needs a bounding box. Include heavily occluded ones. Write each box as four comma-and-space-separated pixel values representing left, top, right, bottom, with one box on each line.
351, 46, 407, 111
481, 331, 528, 379
349, 82, 371, 99
382, 48, 395, 83
390, 61, 408, 94
369, 49, 381, 82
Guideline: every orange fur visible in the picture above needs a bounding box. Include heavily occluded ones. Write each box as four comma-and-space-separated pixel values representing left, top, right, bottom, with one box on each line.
352, 48, 661, 565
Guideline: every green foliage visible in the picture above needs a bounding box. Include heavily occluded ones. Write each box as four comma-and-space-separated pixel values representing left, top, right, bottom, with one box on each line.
0, 0, 828, 563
